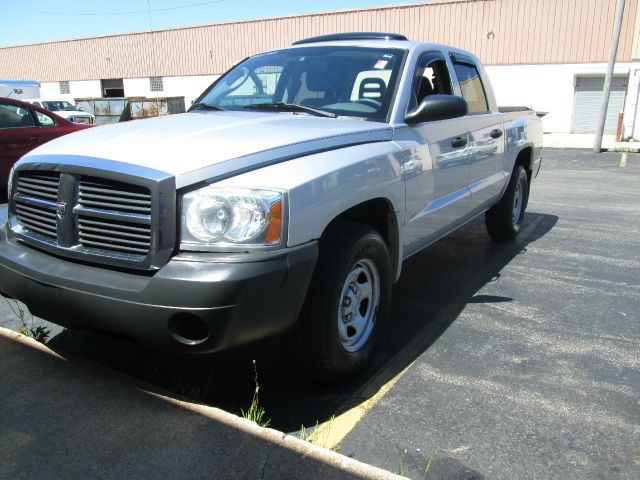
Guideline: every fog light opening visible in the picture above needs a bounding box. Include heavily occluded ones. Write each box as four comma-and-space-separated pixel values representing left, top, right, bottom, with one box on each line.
168, 313, 211, 345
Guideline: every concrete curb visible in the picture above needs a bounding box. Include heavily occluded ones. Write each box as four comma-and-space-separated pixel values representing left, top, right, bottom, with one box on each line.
0, 327, 404, 479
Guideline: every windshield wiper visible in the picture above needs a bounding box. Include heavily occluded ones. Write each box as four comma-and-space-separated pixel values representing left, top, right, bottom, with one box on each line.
242, 102, 336, 118
190, 102, 225, 111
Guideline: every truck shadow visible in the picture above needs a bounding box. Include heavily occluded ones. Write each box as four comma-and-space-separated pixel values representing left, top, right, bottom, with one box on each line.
47, 211, 558, 434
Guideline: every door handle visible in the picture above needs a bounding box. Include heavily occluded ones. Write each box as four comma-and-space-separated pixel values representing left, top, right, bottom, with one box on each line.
451, 136, 468, 148
490, 129, 503, 139
29, 136, 41, 141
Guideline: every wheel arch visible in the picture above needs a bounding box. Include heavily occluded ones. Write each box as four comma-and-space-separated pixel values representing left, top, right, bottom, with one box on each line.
320, 198, 401, 283
514, 146, 534, 183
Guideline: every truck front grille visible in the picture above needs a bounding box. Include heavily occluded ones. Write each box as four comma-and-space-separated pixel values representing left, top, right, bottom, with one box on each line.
78, 217, 151, 255
77, 178, 152, 255
79, 178, 152, 214
10, 168, 175, 270
14, 172, 61, 240
16, 172, 60, 202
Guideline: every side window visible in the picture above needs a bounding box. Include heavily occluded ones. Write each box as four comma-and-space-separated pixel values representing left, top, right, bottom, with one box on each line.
0, 101, 35, 128
410, 52, 454, 111
452, 61, 489, 114
35, 110, 56, 126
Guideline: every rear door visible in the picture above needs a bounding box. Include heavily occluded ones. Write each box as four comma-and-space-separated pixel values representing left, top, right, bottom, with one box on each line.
450, 55, 505, 212
402, 51, 471, 257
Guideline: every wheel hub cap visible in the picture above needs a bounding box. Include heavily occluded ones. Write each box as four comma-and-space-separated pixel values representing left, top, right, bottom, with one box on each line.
338, 258, 380, 352
512, 181, 523, 224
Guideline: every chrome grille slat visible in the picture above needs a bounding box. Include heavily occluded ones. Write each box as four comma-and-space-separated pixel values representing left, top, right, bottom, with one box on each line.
16, 203, 57, 219
17, 173, 60, 202
15, 218, 57, 238
79, 178, 152, 215
77, 177, 152, 256
79, 232, 150, 247
15, 173, 61, 239
78, 224, 150, 241
16, 209, 57, 226
78, 217, 151, 234
78, 199, 151, 213
18, 182, 59, 194
77, 239, 149, 254
79, 192, 151, 207
80, 185, 151, 199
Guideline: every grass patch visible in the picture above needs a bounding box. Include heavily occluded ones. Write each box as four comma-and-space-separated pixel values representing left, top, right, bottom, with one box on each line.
299, 415, 339, 451
240, 359, 270, 428
4, 297, 51, 343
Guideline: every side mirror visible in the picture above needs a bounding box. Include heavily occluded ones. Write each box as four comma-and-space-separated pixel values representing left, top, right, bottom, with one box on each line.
405, 94, 468, 125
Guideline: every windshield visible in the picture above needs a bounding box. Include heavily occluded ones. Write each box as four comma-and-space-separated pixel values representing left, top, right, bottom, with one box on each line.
42, 101, 77, 111
194, 46, 406, 121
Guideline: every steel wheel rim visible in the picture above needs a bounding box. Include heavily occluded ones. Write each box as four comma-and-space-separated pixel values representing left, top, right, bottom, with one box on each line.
337, 258, 380, 353
512, 180, 523, 225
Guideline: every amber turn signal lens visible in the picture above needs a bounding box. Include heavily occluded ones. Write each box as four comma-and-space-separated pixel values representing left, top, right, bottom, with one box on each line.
264, 200, 282, 244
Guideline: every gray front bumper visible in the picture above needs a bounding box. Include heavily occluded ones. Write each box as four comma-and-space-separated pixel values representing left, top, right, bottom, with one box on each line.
0, 224, 318, 352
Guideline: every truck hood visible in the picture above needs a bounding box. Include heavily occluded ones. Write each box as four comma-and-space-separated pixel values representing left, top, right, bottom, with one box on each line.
23, 111, 393, 188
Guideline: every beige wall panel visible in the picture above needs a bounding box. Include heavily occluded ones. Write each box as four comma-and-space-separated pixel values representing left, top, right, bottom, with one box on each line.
0, 0, 638, 81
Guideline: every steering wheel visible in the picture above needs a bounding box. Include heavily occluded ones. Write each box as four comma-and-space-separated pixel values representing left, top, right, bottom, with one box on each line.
224, 66, 250, 91
354, 98, 382, 109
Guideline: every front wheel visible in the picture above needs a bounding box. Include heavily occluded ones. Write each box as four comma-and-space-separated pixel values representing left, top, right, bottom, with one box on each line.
292, 221, 391, 383
485, 165, 529, 241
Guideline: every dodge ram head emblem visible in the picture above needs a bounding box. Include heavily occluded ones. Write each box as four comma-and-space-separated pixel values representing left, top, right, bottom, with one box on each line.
56, 202, 67, 219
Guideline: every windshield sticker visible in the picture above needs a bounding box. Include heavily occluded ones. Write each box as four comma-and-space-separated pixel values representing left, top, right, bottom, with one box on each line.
373, 60, 389, 70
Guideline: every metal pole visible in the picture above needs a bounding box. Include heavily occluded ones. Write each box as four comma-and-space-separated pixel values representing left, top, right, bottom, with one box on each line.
594, 0, 626, 153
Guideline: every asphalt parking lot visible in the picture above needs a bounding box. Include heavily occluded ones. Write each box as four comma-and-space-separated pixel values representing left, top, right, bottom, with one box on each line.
1, 149, 638, 479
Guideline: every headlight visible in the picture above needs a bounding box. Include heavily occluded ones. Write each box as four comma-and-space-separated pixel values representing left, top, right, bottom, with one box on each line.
181, 186, 285, 249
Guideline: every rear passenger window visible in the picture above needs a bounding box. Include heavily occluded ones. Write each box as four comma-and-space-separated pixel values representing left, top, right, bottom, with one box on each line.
452, 61, 489, 114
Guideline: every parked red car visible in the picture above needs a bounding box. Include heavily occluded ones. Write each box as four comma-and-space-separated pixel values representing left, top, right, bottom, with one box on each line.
0, 97, 92, 198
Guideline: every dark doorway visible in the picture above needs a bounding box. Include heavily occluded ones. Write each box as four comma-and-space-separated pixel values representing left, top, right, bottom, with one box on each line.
101, 79, 124, 98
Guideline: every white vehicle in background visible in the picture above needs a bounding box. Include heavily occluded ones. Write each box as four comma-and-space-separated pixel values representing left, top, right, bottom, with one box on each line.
0, 80, 40, 100
24, 99, 95, 125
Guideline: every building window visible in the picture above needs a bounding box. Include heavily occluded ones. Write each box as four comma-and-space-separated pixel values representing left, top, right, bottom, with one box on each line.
101, 78, 124, 98
59, 81, 70, 95
150, 77, 164, 92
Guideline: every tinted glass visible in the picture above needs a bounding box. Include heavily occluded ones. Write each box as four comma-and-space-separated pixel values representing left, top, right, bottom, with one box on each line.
409, 52, 454, 111
43, 101, 76, 111
0, 101, 34, 128
197, 46, 405, 121
452, 62, 489, 114
35, 110, 56, 126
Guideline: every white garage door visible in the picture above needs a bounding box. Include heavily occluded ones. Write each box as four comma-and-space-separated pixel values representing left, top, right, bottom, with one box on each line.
572, 75, 627, 134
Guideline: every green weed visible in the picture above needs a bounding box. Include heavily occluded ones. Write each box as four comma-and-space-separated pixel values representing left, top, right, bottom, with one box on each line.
240, 359, 270, 428
4, 297, 51, 344
299, 415, 339, 451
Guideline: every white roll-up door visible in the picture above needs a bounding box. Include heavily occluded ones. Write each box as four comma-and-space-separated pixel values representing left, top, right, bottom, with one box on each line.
572, 75, 627, 134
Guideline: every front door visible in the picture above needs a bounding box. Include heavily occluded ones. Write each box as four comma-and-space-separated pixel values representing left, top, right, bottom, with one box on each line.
401, 52, 470, 258
0, 100, 40, 181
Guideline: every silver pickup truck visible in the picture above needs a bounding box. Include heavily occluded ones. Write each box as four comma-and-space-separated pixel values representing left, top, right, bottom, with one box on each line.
0, 33, 542, 381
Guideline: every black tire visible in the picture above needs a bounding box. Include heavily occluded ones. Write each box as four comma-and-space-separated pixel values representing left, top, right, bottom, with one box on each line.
293, 221, 391, 383
485, 164, 529, 241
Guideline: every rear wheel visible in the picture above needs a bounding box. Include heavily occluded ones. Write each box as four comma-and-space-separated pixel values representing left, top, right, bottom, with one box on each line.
293, 221, 391, 383
485, 165, 529, 241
